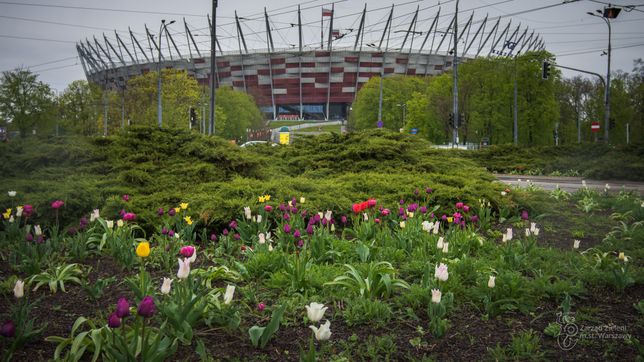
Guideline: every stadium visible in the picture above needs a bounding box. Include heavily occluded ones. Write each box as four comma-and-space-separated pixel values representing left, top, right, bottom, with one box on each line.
76, 2, 544, 120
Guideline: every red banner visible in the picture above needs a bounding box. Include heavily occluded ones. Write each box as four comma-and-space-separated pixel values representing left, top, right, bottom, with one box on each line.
322, 8, 333, 16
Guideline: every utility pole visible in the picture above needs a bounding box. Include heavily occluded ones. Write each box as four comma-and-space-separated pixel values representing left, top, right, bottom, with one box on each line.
513, 54, 518, 145
209, 0, 218, 135
452, 0, 459, 147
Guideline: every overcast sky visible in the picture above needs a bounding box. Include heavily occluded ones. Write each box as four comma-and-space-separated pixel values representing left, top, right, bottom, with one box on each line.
1, 0, 642, 91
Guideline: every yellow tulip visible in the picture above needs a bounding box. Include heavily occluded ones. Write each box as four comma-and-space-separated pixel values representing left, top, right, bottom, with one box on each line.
2, 212, 10, 220
447, 217, 453, 223
174, 207, 181, 214
258, 196, 265, 203
180, 202, 189, 210
184, 216, 193, 225
136, 241, 151, 258
265, 194, 271, 201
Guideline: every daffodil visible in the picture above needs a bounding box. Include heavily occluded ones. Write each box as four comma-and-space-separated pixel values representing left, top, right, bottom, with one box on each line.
180, 202, 189, 210
136, 241, 151, 257
184, 216, 193, 225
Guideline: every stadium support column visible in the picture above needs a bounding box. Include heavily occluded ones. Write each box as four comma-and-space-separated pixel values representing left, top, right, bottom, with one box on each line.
235, 11, 248, 92
325, 4, 334, 121
264, 8, 276, 120
209, 0, 218, 135
377, 5, 394, 127
476, 17, 499, 57
298, 5, 303, 119
420, 8, 440, 76
353, 5, 366, 101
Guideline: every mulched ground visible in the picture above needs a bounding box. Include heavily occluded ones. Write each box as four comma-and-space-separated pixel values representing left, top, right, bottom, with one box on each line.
1, 214, 641, 361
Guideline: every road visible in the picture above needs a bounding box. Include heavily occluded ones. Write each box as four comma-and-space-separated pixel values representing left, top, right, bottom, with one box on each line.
495, 174, 644, 195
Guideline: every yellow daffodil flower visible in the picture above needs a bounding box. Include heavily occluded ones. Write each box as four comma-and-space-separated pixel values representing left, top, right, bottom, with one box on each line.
136, 241, 151, 257
180, 202, 189, 210
184, 216, 193, 225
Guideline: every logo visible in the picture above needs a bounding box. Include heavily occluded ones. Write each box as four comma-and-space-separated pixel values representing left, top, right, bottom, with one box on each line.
556, 312, 579, 350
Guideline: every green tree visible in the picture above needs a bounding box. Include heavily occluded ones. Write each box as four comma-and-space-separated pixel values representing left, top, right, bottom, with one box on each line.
0, 69, 54, 137
57, 80, 103, 136
214, 86, 264, 142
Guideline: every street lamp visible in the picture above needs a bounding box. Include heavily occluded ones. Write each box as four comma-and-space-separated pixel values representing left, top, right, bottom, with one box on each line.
587, 6, 620, 143
157, 19, 175, 128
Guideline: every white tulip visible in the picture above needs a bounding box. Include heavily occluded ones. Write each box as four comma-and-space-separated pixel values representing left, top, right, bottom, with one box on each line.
506, 228, 513, 241
188, 248, 197, 263
9, 215, 14, 223
488, 275, 496, 288
533, 228, 540, 236
422, 221, 432, 232
431, 288, 442, 304
605, 183, 610, 190
502, 234, 508, 243
324, 210, 332, 221
305, 302, 327, 323
256, 214, 262, 223
244, 206, 252, 219
525, 228, 531, 237
224, 284, 235, 304
161, 278, 173, 294
331, 224, 336, 232
13, 280, 24, 298
530, 222, 536, 232
501, 191, 507, 196
309, 320, 332, 341
363, 213, 368, 221
105, 220, 113, 230
90, 209, 100, 222
117, 219, 124, 228
300, 197, 306, 204
268, 243, 274, 252
258, 233, 266, 244
573, 239, 580, 249
16, 206, 23, 217
399, 221, 406, 229
435, 263, 449, 281
436, 236, 444, 250
177, 258, 191, 279
8, 191, 16, 197
442, 242, 449, 253
433, 222, 440, 234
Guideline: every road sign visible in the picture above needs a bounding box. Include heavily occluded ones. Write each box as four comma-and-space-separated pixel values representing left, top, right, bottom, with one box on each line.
591, 122, 600, 133
410, 128, 418, 135
377, 121, 383, 128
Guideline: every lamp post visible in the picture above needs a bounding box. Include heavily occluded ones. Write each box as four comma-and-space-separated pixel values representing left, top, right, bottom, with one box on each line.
209, 0, 219, 135
587, 6, 620, 143
157, 19, 175, 128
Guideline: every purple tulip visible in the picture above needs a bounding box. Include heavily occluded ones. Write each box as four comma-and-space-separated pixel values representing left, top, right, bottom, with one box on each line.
157, 208, 164, 216
234, 233, 241, 240
283, 224, 291, 234
23, 204, 33, 217
291, 207, 298, 214
25, 233, 33, 242
116, 298, 130, 318
222, 229, 229, 236
399, 199, 405, 205
279, 204, 287, 212
122, 194, 130, 202
122, 213, 136, 221
264, 205, 273, 212
162, 227, 168, 235
180, 246, 195, 258
521, 210, 529, 220
441, 214, 447, 221
283, 213, 290, 221
381, 209, 390, 216
463, 205, 470, 213
425, 187, 433, 194
293, 229, 301, 238
36, 235, 44, 244
420, 206, 427, 214
108, 313, 121, 328
168, 208, 176, 216
229, 220, 238, 229
51, 200, 64, 209
210, 233, 217, 241
137, 296, 156, 318
297, 239, 304, 248
471, 215, 479, 223
168, 230, 175, 237
321, 218, 328, 226
414, 188, 419, 195
257, 303, 266, 312
341, 215, 347, 224
291, 197, 297, 207
301, 210, 307, 218
399, 207, 405, 216
119, 209, 126, 217
0, 320, 15, 338
455, 202, 464, 209
430, 212, 435, 219
306, 225, 314, 235
407, 203, 418, 212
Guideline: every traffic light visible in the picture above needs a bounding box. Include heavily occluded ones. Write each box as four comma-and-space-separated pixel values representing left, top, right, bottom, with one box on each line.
542, 61, 551, 80
609, 118, 616, 130
448, 113, 454, 128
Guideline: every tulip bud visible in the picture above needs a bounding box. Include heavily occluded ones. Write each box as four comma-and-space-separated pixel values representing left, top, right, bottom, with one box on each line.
488, 275, 496, 288
137, 296, 156, 318
13, 280, 24, 299
431, 289, 442, 304
108, 313, 121, 328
